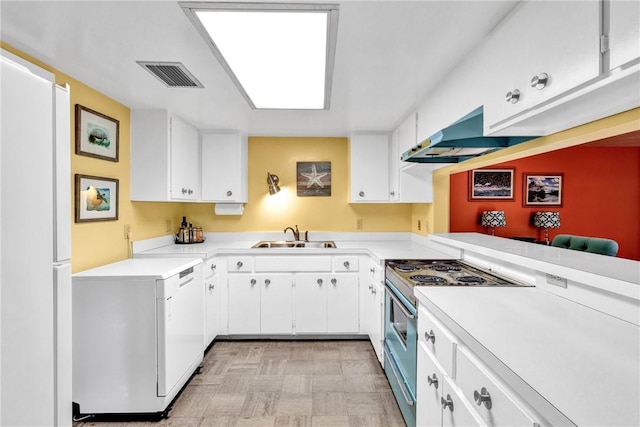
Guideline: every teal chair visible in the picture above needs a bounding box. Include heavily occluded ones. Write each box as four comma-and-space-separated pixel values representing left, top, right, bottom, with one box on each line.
550, 234, 619, 256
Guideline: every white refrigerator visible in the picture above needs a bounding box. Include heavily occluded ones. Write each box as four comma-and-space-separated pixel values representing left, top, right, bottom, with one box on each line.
1, 48, 72, 426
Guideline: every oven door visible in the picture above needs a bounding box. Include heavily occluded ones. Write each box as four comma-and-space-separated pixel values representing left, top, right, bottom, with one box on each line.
384, 279, 417, 427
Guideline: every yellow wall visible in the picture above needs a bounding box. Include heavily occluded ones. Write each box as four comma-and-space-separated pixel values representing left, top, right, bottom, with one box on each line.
182, 137, 412, 233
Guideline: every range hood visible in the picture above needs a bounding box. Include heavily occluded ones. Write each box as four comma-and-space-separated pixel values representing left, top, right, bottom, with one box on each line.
402, 107, 535, 163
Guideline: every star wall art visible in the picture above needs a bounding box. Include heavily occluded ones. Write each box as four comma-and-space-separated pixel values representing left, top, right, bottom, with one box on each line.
297, 161, 331, 197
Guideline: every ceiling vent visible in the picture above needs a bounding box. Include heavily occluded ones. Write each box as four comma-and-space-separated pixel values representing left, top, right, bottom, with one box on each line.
137, 61, 204, 88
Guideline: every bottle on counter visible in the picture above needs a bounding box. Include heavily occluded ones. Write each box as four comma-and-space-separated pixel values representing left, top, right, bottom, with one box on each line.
177, 216, 189, 243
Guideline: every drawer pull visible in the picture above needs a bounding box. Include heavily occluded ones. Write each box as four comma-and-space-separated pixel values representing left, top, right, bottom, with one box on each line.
474, 387, 492, 409
317, 278, 323, 286
250, 279, 256, 286
343, 261, 350, 269
236, 261, 243, 269
427, 373, 438, 389
441, 395, 454, 412
425, 330, 436, 343
264, 279, 271, 286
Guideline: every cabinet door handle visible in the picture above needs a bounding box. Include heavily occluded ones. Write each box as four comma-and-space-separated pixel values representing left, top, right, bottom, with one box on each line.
505, 89, 520, 104
211, 264, 216, 271
441, 395, 454, 412
370, 268, 375, 274
371, 288, 376, 295
424, 330, 436, 343
358, 191, 365, 197
530, 72, 549, 90
264, 279, 271, 286
474, 387, 492, 409
331, 278, 337, 285
343, 261, 350, 269
390, 191, 395, 196
208, 284, 215, 291
226, 190, 232, 197
427, 373, 438, 388
250, 278, 256, 286
317, 278, 323, 286
236, 261, 243, 269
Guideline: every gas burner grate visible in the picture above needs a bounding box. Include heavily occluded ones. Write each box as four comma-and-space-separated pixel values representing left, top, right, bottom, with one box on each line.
456, 276, 486, 284
429, 263, 461, 272
409, 275, 448, 284
393, 265, 423, 272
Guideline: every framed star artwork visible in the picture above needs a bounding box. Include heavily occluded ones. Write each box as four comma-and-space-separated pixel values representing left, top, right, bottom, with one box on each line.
297, 161, 331, 197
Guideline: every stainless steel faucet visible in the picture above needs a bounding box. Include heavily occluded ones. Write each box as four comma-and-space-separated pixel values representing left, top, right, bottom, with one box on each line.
284, 225, 300, 241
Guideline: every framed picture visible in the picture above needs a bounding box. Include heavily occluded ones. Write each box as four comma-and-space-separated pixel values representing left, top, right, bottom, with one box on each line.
523, 173, 563, 206
297, 161, 331, 197
468, 168, 514, 200
75, 104, 119, 162
75, 174, 119, 222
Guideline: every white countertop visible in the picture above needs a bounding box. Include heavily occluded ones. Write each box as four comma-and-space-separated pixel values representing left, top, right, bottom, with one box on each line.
134, 232, 455, 263
73, 257, 202, 280
415, 286, 640, 427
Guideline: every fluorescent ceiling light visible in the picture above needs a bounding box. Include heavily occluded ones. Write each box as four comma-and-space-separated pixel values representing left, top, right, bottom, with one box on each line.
181, 3, 339, 110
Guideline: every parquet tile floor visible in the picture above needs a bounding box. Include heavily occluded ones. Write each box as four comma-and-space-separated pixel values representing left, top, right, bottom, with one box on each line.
74, 340, 406, 427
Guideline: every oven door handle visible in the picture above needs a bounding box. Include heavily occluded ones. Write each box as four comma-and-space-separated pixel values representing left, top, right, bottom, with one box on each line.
384, 284, 416, 319
384, 343, 415, 406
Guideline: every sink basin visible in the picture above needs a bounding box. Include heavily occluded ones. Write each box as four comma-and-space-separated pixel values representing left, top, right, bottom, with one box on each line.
252, 240, 336, 248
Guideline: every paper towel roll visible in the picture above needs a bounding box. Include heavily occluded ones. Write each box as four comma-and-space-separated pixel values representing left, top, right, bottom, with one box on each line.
214, 203, 244, 215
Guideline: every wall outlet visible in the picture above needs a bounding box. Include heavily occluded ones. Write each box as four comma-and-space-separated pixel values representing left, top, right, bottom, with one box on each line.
356, 218, 363, 230
124, 224, 130, 239
165, 219, 172, 232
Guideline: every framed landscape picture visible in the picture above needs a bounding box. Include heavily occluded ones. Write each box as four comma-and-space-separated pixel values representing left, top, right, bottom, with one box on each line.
75, 174, 119, 222
75, 104, 119, 162
523, 173, 563, 206
469, 168, 515, 200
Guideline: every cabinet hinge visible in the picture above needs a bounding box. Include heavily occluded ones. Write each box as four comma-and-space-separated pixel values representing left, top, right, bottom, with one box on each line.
600, 34, 609, 54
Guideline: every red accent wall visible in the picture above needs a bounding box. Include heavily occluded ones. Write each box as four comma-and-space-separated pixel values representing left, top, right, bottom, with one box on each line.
449, 146, 640, 260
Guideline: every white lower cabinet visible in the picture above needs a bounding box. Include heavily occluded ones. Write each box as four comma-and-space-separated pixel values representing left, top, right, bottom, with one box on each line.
294, 274, 328, 333
294, 273, 359, 334
416, 303, 542, 427
225, 255, 361, 336
260, 274, 293, 334
362, 258, 384, 363
228, 275, 261, 334
204, 258, 219, 347
327, 273, 359, 333
228, 274, 293, 334
455, 347, 539, 427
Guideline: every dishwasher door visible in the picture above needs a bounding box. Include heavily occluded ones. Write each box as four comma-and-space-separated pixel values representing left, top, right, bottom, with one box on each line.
156, 265, 204, 396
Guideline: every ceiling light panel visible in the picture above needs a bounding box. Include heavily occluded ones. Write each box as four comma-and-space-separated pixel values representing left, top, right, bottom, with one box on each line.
181, 2, 339, 110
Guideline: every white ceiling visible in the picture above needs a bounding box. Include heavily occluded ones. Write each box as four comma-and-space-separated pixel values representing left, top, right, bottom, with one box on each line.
0, 0, 520, 136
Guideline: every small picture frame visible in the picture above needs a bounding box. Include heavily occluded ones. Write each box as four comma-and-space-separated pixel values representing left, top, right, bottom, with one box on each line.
75, 104, 119, 162
75, 174, 119, 222
468, 168, 515, 200
297, 161, 331, 197
523, 173, 563, 207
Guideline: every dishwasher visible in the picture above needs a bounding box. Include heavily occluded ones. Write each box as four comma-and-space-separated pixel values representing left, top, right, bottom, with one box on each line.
72, 258, 203, 418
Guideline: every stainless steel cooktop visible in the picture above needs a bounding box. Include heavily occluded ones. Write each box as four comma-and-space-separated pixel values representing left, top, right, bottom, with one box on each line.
385, 259, 531, 307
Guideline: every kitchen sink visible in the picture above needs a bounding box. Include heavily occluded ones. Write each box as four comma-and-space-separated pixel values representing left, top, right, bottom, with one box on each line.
252, 240, 337, 248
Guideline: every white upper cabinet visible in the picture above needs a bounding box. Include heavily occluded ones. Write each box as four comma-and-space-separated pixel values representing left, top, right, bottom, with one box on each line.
201, 131, 248, 203
483, 0, 601, 134
609, 0, 640, 70
349, 133, 390, 202
131, 110, 200, 201
170, 115, 200, 200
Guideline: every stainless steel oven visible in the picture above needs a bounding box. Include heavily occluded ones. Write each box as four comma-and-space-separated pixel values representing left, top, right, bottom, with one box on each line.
383, 259, 531, 427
